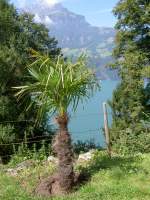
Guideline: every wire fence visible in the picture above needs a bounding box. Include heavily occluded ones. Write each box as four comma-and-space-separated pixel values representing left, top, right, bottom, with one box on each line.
0, 112, 113, 124
0, 129, 102, 146
0, 112, 111, 161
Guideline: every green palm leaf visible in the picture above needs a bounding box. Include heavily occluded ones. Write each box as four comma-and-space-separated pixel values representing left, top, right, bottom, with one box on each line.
14, 51, 100, 124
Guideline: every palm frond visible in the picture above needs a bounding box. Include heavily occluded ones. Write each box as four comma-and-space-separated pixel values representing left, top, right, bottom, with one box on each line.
14, 51, 100, 125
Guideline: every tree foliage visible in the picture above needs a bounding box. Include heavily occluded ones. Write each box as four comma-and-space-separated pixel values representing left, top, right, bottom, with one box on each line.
109, 0, 150, 154
0, 0, 60, 161
14, 52, 99, 121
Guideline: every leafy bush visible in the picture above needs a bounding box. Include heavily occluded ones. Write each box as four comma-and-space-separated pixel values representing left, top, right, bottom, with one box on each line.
9, 140, 52, 166
73, 140, 101, 154
0, 124, 16, 163
111, 122, 150, 155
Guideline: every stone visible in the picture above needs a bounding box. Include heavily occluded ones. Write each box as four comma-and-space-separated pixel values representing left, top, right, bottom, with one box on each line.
6, 168, 18, 176
77, 150, 95, 163
6, 160, 35, 176
47, 156, 58, 164
15, 160, 35, 171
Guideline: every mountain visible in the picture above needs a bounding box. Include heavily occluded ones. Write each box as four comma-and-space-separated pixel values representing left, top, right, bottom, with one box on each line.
22, 3, 117, 80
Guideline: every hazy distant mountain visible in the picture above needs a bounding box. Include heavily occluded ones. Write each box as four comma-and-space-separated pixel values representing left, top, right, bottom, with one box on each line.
22, 3, 117, 80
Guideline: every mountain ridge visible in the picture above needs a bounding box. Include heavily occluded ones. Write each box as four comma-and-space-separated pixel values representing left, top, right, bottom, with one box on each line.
21, 3, 117, 80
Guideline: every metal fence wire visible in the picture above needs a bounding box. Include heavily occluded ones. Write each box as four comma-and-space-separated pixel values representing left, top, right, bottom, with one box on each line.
0, 111, 113, 160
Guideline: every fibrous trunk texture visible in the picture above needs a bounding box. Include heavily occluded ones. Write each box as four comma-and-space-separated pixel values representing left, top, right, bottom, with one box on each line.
35, 113, 75, 197
52, 113, 74, 193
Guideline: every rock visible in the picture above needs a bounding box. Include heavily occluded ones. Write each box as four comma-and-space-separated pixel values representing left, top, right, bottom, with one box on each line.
15, 160, 35, 171
6, 160, 35, 176
6, 168, 18, 176
77, 150, 95, 164
47, 156, 58, 164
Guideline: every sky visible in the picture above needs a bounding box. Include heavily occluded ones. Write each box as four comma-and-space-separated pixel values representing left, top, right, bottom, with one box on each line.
10, 0, 119, 27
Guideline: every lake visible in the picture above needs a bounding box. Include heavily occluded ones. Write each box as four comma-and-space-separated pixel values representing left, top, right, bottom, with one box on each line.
68, 80, 118, 147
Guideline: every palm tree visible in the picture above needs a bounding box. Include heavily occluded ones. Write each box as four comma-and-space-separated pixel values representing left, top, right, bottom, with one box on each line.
14, 51, 100, 195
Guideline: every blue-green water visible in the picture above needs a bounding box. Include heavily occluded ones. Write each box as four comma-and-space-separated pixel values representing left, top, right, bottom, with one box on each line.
68, 80, 118, 147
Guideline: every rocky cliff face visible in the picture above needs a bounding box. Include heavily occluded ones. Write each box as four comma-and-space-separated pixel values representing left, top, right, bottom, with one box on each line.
22, 3, 117, 80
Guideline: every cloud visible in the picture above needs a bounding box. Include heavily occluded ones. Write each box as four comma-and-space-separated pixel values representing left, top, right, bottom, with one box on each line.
15, 0, 66, 8
38, 0, 58, 7
34, 14, 42, 23
44, 16, 54, 25
34, 14, 54, 26
13, 0, 58, 26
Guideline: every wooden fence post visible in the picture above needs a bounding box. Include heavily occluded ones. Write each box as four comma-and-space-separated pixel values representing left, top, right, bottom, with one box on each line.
103, 102, 111, 157
0, 156, 2, 164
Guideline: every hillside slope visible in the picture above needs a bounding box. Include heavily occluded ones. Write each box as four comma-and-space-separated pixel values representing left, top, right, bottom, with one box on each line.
0, 151, 150, 199
22, 3, 117, 80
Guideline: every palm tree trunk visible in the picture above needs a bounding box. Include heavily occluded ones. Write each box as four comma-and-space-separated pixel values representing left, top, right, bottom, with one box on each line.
53, 113, 74, 193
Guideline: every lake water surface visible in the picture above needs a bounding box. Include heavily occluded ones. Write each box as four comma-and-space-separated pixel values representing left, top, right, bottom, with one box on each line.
68, 80, 118, 147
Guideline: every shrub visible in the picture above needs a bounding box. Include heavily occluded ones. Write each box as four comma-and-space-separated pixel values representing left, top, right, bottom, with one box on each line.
73, 140, 101, 154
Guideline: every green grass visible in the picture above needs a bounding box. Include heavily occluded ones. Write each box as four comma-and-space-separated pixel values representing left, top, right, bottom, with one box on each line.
0, 152, 150, 200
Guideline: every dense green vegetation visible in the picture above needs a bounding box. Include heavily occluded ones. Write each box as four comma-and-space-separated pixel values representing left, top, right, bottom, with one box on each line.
109, 0, 150, 154
0, 0, 60, 162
